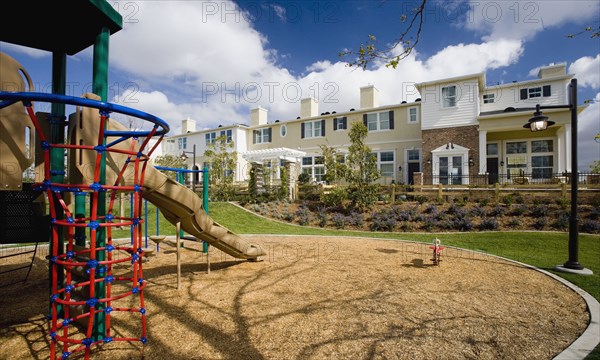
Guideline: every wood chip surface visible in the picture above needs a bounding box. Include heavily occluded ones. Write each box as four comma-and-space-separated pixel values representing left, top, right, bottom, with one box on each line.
0, 236, 589, 359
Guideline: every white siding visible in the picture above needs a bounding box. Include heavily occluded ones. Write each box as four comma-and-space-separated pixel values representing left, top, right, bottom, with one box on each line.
420, 79, 479, 130
481, 79, 568, 113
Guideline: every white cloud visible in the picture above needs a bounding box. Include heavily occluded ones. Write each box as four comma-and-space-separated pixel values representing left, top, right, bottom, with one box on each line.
577, 93, 600, 171
0, 42, 50, 58
98, 1, 524, 134
464, 0, 600, 41
569, 54, 600, 88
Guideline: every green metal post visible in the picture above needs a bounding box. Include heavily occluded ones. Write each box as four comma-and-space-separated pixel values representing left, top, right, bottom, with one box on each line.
203, 166, 209, 253
50, 51, 67, 316
92, 27, 110, 341
178, 171, 185, 239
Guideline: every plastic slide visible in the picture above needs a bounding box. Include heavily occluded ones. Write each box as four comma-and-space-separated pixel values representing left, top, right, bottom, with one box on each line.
69, 94, 265, 260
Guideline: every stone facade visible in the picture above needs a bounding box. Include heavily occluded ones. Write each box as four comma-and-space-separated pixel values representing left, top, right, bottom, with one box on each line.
421, 125, 480, 184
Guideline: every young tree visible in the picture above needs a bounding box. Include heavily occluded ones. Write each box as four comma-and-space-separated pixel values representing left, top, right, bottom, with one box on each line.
204, 134, 237, 200
320, 144, 347, 185
153, 154, 186, 181
344, 121, 381, 210
590, 160, 600, 174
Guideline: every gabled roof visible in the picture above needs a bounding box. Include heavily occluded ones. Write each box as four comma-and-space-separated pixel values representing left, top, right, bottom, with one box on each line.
415, 72, 486, 91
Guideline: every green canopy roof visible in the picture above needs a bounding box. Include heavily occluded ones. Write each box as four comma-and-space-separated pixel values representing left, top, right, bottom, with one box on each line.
0, 0, 122, 55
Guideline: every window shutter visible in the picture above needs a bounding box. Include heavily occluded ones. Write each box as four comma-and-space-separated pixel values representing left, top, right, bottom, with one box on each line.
363, 114, 368, 127
342, 117, 347, 129
252, 130, 258, 144
520, 89, 528, 100
543, 85, 551, 97
333, 118, 338, 131
267, 127, 272, 142
301, 123, 305, 139
321, 119, 325, 136
389, 110, 394, 129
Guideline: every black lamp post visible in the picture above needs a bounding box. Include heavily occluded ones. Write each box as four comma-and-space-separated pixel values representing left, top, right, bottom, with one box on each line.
181, 143, 196, 191
524, 78, 590, 273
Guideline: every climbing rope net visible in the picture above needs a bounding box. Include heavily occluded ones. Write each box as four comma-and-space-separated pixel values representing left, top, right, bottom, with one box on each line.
0, 92, 169, 359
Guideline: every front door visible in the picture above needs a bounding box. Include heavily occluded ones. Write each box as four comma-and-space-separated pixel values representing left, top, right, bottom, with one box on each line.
439, 156, 462, 185
407, 162, 420, 184
487, 157, 498, 184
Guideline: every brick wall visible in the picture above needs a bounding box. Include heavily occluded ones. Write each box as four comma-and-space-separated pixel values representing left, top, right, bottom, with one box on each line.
421, 125, 480, 183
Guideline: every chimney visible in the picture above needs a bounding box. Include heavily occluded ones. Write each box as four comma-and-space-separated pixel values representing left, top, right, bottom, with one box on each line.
250, 106, 268, 127
300, 97, 319, 118
360, 85, 379, 109
181, 117, 196, 134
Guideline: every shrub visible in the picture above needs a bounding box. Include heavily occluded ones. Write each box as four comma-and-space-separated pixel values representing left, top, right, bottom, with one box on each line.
470, 205, 486, 217
488, 205, 506, 217
551, 213, 569, 231
454, 217, 473, 231
421, 216, 437, 231
317, 208, 328, 228
331, 213, 347, 229
446, 203, 459, 215
533, 217, 548, 230
478, 197, 490, 206
479, 218, 499, 231
587, 208, 600, 220
530, 204, 549, 217
502, 195, 513, 206
425, 204, 438, 214
510, 205, 527, 216
370, 209, 397, 231
555, 197, 569, 210
295, 205, 312, 226
580, 219, 600, 234
347, 212, 364, 228
320, 187, 347, 208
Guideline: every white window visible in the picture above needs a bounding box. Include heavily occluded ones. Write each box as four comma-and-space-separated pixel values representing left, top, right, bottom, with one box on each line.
504, 139, 554, 179
528, 87, 542, 98
442, 85, 457, 108
301, 156, 325, 182
219, 129, 232, 143
365, 111, 393, 131
205, 132, 216, 146
302, 120, 324, 138
407, 107, 418, 123
483, 94, 495, 104
253, 128, 271, 144
178, 137, 187, 150
407, 149, 420, 161
373, 151, 395, 179
520, 85, 551, 100
333, 117, 347, 130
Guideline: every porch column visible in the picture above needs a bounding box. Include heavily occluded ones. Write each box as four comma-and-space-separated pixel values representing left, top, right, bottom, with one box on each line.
478, 130, 487, 174
556, 126, 566, 173
564, 124, 572, 172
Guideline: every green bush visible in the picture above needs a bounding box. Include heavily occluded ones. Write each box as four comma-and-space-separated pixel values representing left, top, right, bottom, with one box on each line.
320, 187, 347, 208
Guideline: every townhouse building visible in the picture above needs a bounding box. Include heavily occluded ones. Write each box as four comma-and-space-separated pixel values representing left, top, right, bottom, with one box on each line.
163, 63, 584, 188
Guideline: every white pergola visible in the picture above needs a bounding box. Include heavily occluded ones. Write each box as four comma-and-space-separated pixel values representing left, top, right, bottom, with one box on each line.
240, 147, 306, 164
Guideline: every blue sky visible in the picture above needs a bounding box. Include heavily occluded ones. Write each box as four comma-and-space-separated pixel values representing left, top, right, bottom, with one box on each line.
1, 0, 599, 169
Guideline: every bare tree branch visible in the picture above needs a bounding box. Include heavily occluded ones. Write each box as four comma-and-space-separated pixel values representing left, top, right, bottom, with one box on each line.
339, 0, 427, 70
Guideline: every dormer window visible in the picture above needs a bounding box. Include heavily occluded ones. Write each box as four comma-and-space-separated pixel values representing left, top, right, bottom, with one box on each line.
520, 85, 551, 100
442, 85, 457, 107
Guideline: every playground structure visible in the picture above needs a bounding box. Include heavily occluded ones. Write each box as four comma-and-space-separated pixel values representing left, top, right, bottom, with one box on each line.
0, 2, 264, 358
